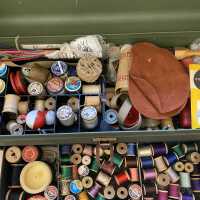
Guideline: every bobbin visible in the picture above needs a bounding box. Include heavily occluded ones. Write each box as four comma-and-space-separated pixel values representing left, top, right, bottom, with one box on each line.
117, 187, 128, 199
78, 165, 90, 177
138, 146, 153, 157
61, 165, 72, 179
22, 145, 39, 163
104, 109, 118, 125
114, 170, 130, 185
84, 96, 101, 112
161, 118, 175, 130
101, 160, 116, 175
128, 184, 143, 200
69, 180, 83, 194
44, 97, 56, 110
83, 145, 93, 156
72, 144, 83, 154
34, 99, 45, 111
168, 183, 180, 199
65, 76, 81, 92
154, 156, 167, 172
51, 61, 68, 76
5, 146, 22, 163
60, 179, 70, 196
156, 173, 170, 189
88, 182, 102, 199
46, 77, 64, 95
70, 154, 82, 165
104, 186, 115, 200
82, 155, 91, 165
116, 143, 128, 155
79, 191, 89, 200
129, 168, 139, 182
165, 167, 180, 183
180, 172, 191, 188
82, 176, 93, 189
186, 152, 200, 164
185, 162, 194, 173
174, 161, 185, 172
44, 185, 58, 200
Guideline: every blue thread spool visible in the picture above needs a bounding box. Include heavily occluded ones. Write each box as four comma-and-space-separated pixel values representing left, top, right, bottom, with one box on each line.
180, 192, 195, 200
140, 157, 154, 169
151, 143, 168, 157
70, 180, 83, 194
164, 152, 179, 166
61, 145, 71, 155
0, 63, 7, 78
104, 109, 118, 125
127, 143, 137, 156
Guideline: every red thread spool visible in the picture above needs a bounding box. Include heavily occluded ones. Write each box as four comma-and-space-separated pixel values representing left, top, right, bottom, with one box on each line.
124, 106, 140, 127
179, 100, 191, 129
114, 171, 130, 185
129, 168, 139, 182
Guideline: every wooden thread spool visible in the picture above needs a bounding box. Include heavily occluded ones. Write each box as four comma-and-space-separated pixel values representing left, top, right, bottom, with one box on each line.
186, 152, 200, 164
5, 146, 22, 164
174, 161, 185, 172
83, 145, 93, 156
185, 162, 194, 173
101, 160, 116, 176
180, 172, 191, 188
44, 97, 56, 110
103, 185, 115, 199
96, 171, 111, 187
34, 99, 45, 111
165, 167, 180, 183
138, 146, 153, 157
82, 176, 93, 189
116, 143, 128, 155
18, 101, 29, 114
129, 168, 139, 182
156, 173, 170, 189
93, 146, 104, 157
70, 154, 82, 165
82, 84, 101, 95
117, 187, 128, 199
67, 97, 80, 112
72, 144, 83, 154
84, 96, 101, 112
125, 156, 138, 168
82, 155, 91, 166
114, 171, 130, 186
3, 94, 20, 114
154, 156, 167, 172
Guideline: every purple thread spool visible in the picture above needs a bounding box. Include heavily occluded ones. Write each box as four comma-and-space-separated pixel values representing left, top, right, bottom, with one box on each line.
143, 168, 157, 181
61, 145, 71, 155
158, 190, 168, 200
180, 193, 195, 200
151, 143, 168, 157
169, 184, 180, 199
191, 177, 200, 192
164, 152, 179, 166
88, 182, 102, 198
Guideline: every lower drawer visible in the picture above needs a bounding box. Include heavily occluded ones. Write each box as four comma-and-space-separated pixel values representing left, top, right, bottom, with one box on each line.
1, 141, 200, 200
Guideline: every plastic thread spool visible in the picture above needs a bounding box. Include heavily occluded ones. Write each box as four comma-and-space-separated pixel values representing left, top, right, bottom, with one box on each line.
79, 191, 89, 200
34, 99, 45, 111
69, 180, 83, 194
82, 155, 91, 166
186, 152, 200, 164
22, 145, 39, 163
117, 187, 128, 199
72, 144, 83, 154
127, 143, 137, 156
44, 97, 56, 110
168, 183, 180, 199
154, 156, 167, 172
185, 162, 194, 173
164, 152, 179, 166
82, 84, 101, 95
191, 177, 200, 192
156, 173, 170, 189
45, 110, 56, 126
151, 143, 168, 157
83, 145, 93, 156
3, 94, 20, 114
88, 182, 102, 199
103, 185, 115, 199
112, 153, 123, 168
82, 176, 93, 189
90, 158, 100, 173
143, 183, 158, 196
172, 144, 185, 158
138, 146, 153, 157
165, 167, 180, 183
101, 160, 116, 175
10, 164, 24, 188
96, 171, 111, 187
158, 190, 168, 200
180, 172, 191, 188
6, 121, 23, 135
78, 165, 90, 177
18, 101, 29, 114
67, 97, 80, 112
70, 154, 82, 165
28, 82, 46, 96
72, 165, 79, 180
128, 184, 142, 200
129, 168, 139, 182
104, 109, 118, 125
174, 161, 185, 172
47, 77, 64, 95
114, 171, 130, 185
143, 168, 157, 181
116, 143, 128, 155
60, 179, 70, 196
5, 146, 22, 163
140, 156, 154, 169
182, 143, 198, 154
125, 156, 138, 168
57, 105, 76, 127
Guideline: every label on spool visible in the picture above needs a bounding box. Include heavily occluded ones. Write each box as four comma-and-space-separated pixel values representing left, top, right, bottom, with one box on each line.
65, 76, 81, 92
51, 61, 67, 76
78, 165, 90, 177
104, 109, 118, 125
81, 106, 97, 121
64, 195, 76, 200
44, 185, 58, 200
22, 146, 39, 162
47, 77, 64, 95
128, 184, 142, 200
57, 105, 73, 120
28, 82, 44, 96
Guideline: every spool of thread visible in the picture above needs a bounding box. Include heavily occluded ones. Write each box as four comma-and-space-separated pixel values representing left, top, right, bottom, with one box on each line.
151, 143, 168, 156
143, 168, 157, 181
81, 106, 98, 130
78, 165, 90, 177
34, 99, 45, 111
22, 145, 39, 162
192, 164, 200, 177
174, 161, 185, 172
156, 173, 170, 189
64, 195, 76, 200
186, 152, 200, 164
65, 76, 81, 93
0, 63, 8, 77
44, 185, 58, 200
90, 157, 100, 173
179, 100, 191, 128
138, 146, 153, 157
51, 60, 68, 76
140, 156, 154, 169
82, 176, 93, 189
67, 97, 80, 112
127, 143, 137, 156
154, 156, 167, 172
180, 192, 195, 200
82, 155, 91, 166
72, 144, 83, 154
116, 143, 128, 155
61, 155, 71, 164
117, 187, 128, 199
161, 118, 175, 130
82, 84, 101, 95
96, 171, 111, 187
88, 182, 102, 199
5, 146, 22, 163
83, 145, 93, 156
3, 94, 20, 114
79, 191, 89, 200
104, 186, 115, 199
165, 167, 180, 183
143, 183, 158, 196
72, 165, 79, 180
6, 121, 23, 135
125, 156, 138, 168
169, 183, 180, 199
46, 77, 64, 95
101, 160, 116, 175
164, 152, 179, 166
96, 193, 105, 200
158, 190, 168, 200
129, 168, 139, 182
44, 97, 56, 110
84, 96, 101, 112
45, 110, 56, 126
69, 180, 83, 194
93, 146, 104, 157
185, 162, 194, 173
112, 153, 124, 168
10, 164, 24, 188
114, 171, 130, 185
28, 82, 46, 96
172, 144, 185, 159
61, 165, 72, 179
128, 184, 142, 200
60, 179, 70, 196
18, 101, 29, 114
182, 143, 198, 154
104, 109, 118, 125
70, 154, 82, 165
180, 172, 191, 188
57, 105, 76, 127
191, 177, 200, 192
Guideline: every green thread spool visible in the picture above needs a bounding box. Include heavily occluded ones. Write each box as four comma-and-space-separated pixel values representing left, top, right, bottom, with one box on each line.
61, 165, 72, 179
91, 158, 100, 173
182, 143, 198, 154
113, 153, 123, 168
172, 144, 185, 158
96, 193, 105, 200
61, 155, 71, 164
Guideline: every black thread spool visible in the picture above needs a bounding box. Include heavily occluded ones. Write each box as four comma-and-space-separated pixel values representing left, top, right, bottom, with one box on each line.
9, 164, 24, 188
143, 183, 158, 197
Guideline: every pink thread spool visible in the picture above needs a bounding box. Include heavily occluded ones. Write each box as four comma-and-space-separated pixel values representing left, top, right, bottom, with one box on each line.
143, 168, 157, 181
169, 183, 180, 200
158, 190, 168, 200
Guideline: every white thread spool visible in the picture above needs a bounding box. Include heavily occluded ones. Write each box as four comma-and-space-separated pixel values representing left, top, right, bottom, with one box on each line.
96, 171, 111, 187
3, 94, 20, 114
28, 82, 46, 96
6, 121, 23, 135
180, 172, 191, 188
165, 167, 179, 183
82, 85, 101, 95
57, 105, 76, 127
